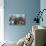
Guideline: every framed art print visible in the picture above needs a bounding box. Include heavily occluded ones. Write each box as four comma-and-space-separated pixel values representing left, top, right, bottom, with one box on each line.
9, 14, 26, 25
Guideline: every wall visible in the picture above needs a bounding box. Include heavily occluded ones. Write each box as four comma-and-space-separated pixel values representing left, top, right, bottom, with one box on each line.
0, 0, 4, 42
40, 0, 46, 27
40, 0, 46, 45
4, 0, 40, 42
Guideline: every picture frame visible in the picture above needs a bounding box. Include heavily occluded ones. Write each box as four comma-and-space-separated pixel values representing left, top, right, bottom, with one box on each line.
9, 14, 26, 25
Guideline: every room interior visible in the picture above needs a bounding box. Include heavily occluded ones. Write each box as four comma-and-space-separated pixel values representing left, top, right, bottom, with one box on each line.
0, 0, 46, 46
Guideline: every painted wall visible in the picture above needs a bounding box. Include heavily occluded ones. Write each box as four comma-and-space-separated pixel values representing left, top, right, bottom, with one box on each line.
0, 0, 4, 42
40, 0, 46, 45
40, 0, 46, 26
4, 0, 40, 42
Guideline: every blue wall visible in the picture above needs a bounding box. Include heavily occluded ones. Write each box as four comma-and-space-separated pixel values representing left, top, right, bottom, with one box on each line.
40, 0, 46, 27
4, 0, 40, 42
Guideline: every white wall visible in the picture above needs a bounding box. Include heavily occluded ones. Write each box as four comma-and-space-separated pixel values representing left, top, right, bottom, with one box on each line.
0, 0, 4, 42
